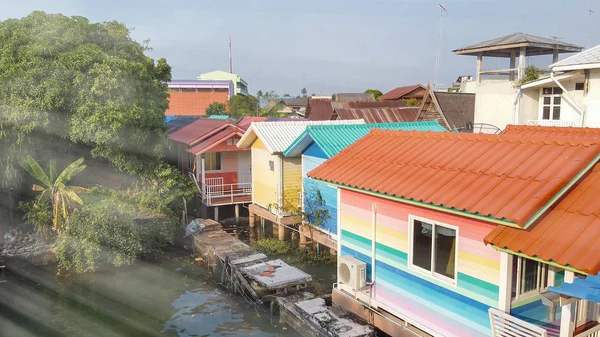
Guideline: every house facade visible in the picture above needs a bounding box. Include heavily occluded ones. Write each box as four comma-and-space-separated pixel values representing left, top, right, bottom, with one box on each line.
282, 122, 447, 251
236, 120, 364, 241
166, 80, 234, 116
169, 118, 252, 220
308, 128, 600, 337
518, 44, 600, 128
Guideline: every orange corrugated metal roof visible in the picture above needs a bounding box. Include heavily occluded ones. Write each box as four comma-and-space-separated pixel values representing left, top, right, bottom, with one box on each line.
484, 163, 600, 274
307, 129, 600, 226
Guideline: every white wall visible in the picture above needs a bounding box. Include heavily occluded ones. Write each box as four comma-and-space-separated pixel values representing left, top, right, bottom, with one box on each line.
519, 89, 539, 124
586, 69, 600, 127
474, 80, 517, 130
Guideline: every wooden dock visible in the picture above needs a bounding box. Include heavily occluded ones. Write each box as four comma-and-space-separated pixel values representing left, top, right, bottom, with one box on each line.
191, 219, 311, 304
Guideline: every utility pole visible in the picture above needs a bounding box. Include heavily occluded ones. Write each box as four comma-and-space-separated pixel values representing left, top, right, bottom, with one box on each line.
433, 4, 448, 90
589, 9, 595, 48
229, 35, 233, 73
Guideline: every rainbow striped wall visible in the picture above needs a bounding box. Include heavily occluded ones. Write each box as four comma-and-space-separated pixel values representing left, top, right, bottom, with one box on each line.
302, 142, 337, 235
339, 188, 501, 337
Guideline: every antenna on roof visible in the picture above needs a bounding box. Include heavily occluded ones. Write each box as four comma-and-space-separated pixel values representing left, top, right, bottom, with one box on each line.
589, 9, 595, 48
229, 35, 233, 73
550, 36, 562, 40
433, 4, 448, 90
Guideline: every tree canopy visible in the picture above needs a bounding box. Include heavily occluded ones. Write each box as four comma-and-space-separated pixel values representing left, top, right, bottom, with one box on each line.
364, 89, 383, 101
0, 11, 172, 187
228, 95, 259, 117
205, 102, 227, 116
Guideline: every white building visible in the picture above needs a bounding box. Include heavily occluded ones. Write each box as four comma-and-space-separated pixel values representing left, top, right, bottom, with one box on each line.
453, 33, 583, 130
520, 44, 600, 127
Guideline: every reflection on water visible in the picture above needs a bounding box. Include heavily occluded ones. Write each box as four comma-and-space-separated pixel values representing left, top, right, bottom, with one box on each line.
0, 250, 300, 337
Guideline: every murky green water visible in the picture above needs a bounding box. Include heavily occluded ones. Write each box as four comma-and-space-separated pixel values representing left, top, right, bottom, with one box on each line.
0, 248, 335, 337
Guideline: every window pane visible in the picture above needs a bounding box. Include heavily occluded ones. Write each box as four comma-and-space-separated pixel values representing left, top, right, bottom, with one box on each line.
543, 97, 551, 105
434, 226, 456, 279
554, 96, 561, 105
543, 107, 550, 120
553, 87, 563, 95
521, 259, 539, 293
553, 107, 561, 120
543, 88, 553, 95
412, 220, 432, 271
215, 152, 222, 170
205, 152, 217, 171
511, 257, 518, 298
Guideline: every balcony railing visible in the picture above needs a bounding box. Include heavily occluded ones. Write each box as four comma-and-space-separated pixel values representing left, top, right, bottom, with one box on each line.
489, 308, 548, 337
526, 120, 577, 127
188, 172, 252, 206
576, 324, 600, 337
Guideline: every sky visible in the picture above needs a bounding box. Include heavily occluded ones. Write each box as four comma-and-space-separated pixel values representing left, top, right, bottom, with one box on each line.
1, 0, 599, 96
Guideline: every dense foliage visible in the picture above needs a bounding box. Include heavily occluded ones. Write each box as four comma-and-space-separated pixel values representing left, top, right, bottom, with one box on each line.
364, 89, 383, 101
228, 95, 259, 116
0, 11, 171, 187
205, 102, 227, 116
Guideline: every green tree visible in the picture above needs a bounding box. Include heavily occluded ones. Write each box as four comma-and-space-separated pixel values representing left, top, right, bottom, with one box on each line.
365, 89, 383, 101
20, 156, 88, 233
403, 98, 421, 107
228, 95, 259, 117
514, 65, 542, 87
259, 90, 278, 108
0, 11, 172, 187
205, 102, 227, 116
301, 87, 308, 97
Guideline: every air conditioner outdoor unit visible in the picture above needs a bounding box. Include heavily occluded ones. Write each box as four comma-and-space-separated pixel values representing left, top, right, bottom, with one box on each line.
338, 255, 367, 291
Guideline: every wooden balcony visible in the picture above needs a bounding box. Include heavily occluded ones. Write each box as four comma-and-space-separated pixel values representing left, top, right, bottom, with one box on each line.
189, 172, 252, 207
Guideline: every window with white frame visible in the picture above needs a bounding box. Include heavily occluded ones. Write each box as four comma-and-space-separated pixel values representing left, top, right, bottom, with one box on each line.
409, 217, 457, 284
541, 87, 562, 120
511, 256, 548, 300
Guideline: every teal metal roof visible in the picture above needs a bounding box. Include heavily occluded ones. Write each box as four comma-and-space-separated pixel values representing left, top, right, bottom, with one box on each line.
283, 121, 447, 157
208, 115, 236, 121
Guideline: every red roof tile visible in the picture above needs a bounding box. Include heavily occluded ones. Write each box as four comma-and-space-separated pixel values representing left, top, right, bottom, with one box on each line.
307, 130, 600, 226
334, 107, 419, 123
166, 90, 229, 116
169, 119, 230, 145
186, 127, 245, 154
485, 163, 600, 274
503, 125, 600, 139
380, 85, 426, 101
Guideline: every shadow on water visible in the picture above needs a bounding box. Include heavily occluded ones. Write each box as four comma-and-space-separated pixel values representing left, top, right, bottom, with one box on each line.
0, 248, 300, 337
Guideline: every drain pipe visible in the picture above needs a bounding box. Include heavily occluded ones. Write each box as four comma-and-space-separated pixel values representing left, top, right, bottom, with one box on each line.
512, 87, 522, 125
550, 71, 585, 126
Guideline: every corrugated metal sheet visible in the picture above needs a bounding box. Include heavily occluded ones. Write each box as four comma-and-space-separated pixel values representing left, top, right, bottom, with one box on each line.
551, 44, 600, 69
484, 162, 600, 274
186, 127, 244, 154
334, 107, 419, 123
307, 129, 600, 226
283, 121, 446, 158
237, 120, 365, 154
548, 273, 600, 301
169, 119, 230, 145
380, 84, 425, 100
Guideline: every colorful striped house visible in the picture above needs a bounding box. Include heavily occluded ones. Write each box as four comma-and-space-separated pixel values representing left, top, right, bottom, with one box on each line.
236, 120, 364, 239
308, 127, 600, 337
282, 121, 447, 251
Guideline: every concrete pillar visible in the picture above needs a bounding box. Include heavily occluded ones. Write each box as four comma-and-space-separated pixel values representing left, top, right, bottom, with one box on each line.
476, 53, 483, 83
498, 252, 513, 313
278, 224, 286, 241
518, 47, 527, 80
559, 271, 576, 337
509, 50, 516, 81
299, 228, 308, 247
553, 48, 559, 64
214, 206, 219, 222
249, 213, 256, 228
235, 204, 240, 220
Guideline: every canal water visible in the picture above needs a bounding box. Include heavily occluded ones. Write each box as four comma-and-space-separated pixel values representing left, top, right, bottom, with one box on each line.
1, 244, 336, 337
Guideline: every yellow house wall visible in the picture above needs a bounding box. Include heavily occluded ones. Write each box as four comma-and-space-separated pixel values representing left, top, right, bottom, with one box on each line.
251, 138, 279, 209
282, 156, 302, 212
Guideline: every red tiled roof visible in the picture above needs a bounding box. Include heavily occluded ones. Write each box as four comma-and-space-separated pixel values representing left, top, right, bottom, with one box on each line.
503, 125, 600, 139
187, 127, 245, 154
308, 129, 600, 226
169, 119, 230, 145
334, 107, 419, 123
380, 85, 426, 101
484, 163, 600, 274
166, 90, 229, 116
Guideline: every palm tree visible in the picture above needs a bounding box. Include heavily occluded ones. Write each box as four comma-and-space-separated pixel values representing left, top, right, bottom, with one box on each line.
20, 156, 88, 233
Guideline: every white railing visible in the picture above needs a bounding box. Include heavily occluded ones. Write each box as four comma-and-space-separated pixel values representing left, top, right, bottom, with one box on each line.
201, 181, 252, 206
576, 324, 600, 337
526, 120, 577, 127
489, 308, 547, 337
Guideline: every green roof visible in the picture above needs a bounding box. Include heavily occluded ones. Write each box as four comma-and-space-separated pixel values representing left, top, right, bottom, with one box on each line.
283, 121, 447, 158
208, 115, 236, 121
